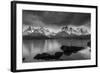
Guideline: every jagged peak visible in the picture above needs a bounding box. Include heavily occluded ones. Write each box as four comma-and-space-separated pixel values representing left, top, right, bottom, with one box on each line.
61, 25, 90, 35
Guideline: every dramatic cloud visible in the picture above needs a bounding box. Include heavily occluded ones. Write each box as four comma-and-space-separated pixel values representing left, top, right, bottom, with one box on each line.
23, 10, 91, 30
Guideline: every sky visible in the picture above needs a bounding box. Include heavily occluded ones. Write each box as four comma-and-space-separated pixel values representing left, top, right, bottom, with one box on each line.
23, 10, 91, 32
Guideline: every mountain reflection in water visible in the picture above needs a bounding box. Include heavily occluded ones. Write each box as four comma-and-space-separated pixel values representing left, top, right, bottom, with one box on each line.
22, 39, 90, 62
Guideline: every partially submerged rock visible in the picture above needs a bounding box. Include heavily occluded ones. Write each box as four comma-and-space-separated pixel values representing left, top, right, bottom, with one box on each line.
60, 45, 84, 56
87, 41, 91, 47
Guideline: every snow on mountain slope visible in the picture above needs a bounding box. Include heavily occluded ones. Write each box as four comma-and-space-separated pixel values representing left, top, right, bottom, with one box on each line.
61, 25, 90, 35
23, 26, 56, 37
23, 24, 90, 37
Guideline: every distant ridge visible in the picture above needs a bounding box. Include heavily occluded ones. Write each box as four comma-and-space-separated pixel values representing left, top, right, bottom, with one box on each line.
23, 25, 91, 39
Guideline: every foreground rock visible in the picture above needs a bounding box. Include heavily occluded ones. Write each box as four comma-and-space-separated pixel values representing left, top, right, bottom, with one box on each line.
61, 46, 84, 56
34, 53, 52, 60
34, 46, 86, 61
34, 52, 63, 60
87, 41, 91, 47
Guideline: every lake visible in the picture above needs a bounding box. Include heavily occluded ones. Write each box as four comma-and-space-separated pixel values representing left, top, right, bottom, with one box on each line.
22, 39, 91, 63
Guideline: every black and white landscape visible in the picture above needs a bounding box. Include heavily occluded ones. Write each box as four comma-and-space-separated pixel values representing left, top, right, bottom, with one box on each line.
22, 10, 91, 63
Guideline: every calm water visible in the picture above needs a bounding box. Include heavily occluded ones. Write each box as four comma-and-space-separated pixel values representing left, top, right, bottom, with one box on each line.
22, 39, 90, 62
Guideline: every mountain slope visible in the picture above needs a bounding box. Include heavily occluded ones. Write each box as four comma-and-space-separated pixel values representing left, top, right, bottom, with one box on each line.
23, 25, 90, 39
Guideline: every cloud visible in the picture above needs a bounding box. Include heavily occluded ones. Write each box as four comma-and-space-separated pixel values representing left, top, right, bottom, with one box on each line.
71, 13, 91, 26
23, 10, 90, 28
41, 11, 74, 26
23, 12, 45, 27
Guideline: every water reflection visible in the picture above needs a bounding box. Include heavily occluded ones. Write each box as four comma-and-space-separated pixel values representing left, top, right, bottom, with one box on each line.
23, 39, 90, 62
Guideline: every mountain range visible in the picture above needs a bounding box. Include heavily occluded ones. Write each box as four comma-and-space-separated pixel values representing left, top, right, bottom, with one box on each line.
23, 25, 90, 39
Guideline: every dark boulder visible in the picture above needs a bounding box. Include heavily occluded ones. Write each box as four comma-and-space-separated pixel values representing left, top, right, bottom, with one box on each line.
60, 46, 71, 52
60, 45, 84, 56
34, 53, 53, 60
22, 57, 25, 61
70, 46, 84, 53
34, 54, 41, 60
34, 52, 64, 60
87, 41, 91, 47
54, 52, 63, 59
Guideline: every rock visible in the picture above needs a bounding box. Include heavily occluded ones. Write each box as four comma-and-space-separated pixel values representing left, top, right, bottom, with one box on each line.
34, 52, 64, 60
54, 52, 63, 59
60, 46, 69, 51
87, 41, 91, 47
23, 57, 25, 61
60, 45, 84, 56
34, 53, 52, 60
34, 54, 41, 60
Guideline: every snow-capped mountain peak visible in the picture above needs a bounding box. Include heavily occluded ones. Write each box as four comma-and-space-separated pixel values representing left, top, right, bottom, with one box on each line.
23, 26, 56, 36
61, 25, 90, 35
23, 24, 90, 37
